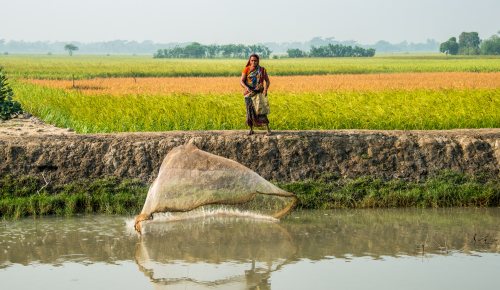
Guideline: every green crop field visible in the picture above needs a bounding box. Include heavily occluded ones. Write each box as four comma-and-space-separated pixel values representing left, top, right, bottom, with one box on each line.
12, 82, 499, 132
2, 54, 500, 132
1, 54, 500, 79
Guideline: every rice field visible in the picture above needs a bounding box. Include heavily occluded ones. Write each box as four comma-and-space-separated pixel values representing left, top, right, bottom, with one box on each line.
1, 54, 500, 79
3, 55, 500, 132
13, 82, 499, 132
27, 72, 500, 95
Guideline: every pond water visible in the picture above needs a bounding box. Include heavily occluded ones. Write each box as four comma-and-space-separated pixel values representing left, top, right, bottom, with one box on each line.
1, 208, 499, 290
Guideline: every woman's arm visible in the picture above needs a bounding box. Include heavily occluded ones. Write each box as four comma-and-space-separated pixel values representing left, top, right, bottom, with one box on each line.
240, 73, 251, 94
263, 73, 270, 96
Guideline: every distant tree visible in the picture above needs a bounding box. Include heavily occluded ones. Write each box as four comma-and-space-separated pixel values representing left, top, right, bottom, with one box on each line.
64, 44, 79, 56
439, 37, 459, 55
248, 44, 260, 56
287, 48, 306, 58
480, 34, 500, 55
309, 44, 375, 57
206, 44, 219, 58
153, 43, 271, 59
365, 48, 376, 57
220, 44, 235, 58
310, 46, 327, 57
184, 42, 206, 58
235, 44, 248, 58
0, 67, 22, 120
373, 40, 394, 52
458, 32, 481, 55
260, 46, 272, 58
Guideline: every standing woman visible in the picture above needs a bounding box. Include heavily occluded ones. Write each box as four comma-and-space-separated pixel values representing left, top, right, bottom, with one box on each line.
240, 54, 271, 135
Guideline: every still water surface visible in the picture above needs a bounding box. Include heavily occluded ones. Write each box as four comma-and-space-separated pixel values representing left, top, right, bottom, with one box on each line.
1, 208, 499, 290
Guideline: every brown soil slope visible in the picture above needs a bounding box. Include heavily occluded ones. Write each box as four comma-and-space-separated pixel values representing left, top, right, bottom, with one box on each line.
1, 117, 498, 184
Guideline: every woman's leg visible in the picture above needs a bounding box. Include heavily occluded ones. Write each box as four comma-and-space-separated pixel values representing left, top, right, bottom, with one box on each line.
245, 95, 255, 135
265, 124, 271, 135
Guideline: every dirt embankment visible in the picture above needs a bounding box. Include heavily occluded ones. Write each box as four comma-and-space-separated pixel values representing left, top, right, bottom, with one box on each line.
0, 117, 499, 185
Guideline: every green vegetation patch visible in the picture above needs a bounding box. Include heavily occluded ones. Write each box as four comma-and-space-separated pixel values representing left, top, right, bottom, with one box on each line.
0, 176, 147, 219
280, 171, 500, 209
1, 171, 498, 219
0, 67, 23, 120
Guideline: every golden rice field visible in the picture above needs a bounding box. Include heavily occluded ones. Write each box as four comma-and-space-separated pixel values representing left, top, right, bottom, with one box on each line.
3, 55, 500, 132
27, 72, 500, 95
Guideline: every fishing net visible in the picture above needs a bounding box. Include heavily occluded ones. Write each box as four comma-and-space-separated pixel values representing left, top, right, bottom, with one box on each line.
134, 143, 297, 233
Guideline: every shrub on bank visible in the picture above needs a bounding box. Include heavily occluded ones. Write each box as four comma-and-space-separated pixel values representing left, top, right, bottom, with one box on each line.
0, 67, 22, 120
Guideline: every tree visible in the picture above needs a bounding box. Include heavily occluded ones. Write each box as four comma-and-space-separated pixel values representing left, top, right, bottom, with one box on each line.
287, 48, 305, 58
206, 44, 219, 58
184, 42, 206, 58
365, 48, 376, 57
64, 44, 79, 56
458, 32, 480, 55
0, 67, 22, 120
480, 34, 500, 55
152, 43, 272, 59
439, 37, 459, 55
309, 44, 375, 57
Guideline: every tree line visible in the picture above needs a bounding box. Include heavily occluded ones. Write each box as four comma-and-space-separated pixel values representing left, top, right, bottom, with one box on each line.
440, 32, 500, 55
153, 42, 272, 59
0, 38, 441, 54
287, 44, 376, 58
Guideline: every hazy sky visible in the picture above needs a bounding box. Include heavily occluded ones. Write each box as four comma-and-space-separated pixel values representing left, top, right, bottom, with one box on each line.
1, 0, 498, 44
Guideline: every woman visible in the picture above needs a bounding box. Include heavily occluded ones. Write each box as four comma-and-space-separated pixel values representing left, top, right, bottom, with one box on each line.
240, 54, 271, 135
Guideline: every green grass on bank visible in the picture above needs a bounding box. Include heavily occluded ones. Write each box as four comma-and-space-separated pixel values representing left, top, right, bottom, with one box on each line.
280, 171, 499, 209
1, 54, 500, 79
1, 171, 498, 219
13, 81, 500, 132
0, 176, 147, 218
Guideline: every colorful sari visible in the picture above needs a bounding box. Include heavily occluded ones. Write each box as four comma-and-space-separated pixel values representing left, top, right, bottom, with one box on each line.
242, 65, 270, 127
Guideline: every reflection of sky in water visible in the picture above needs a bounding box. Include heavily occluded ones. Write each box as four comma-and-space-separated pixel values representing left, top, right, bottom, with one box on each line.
272, 254, 500, 290
1, 262, 150, 290
0, 208, 499, 289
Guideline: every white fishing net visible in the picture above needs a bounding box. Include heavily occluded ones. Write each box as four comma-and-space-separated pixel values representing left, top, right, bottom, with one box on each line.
134, 143, 297, 233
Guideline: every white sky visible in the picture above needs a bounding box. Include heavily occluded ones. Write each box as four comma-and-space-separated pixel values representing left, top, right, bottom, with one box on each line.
1, 0, 499, 44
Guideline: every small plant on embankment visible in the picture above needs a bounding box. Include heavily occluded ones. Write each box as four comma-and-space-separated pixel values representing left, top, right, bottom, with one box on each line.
0, 67, 22, 120
0, 171, 498, 219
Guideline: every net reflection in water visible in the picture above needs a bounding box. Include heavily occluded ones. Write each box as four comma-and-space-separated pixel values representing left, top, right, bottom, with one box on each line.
136, 216, 296, 289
